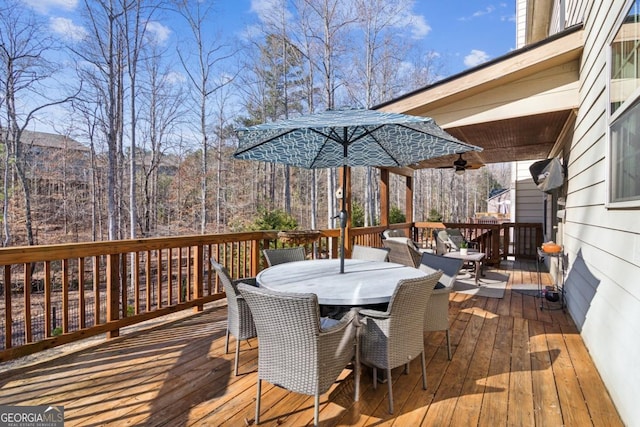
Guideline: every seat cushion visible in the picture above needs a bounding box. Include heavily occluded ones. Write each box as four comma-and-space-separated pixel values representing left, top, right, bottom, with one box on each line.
320, 316, 340, 330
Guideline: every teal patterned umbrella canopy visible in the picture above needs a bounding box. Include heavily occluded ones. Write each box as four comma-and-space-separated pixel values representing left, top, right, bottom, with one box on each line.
234, 108, 482, 274
234, 108, 482, 168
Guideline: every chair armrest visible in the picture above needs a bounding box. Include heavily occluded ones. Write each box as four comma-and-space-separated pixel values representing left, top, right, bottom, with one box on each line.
232, 277, 257, 287
357, 308, 390, 320
320, 308, 359, 334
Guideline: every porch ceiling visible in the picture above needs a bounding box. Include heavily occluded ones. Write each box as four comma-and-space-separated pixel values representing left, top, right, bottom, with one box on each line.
377, 24, 584, 171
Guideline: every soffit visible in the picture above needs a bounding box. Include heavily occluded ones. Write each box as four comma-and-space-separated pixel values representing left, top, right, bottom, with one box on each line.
376, 25, 584, 171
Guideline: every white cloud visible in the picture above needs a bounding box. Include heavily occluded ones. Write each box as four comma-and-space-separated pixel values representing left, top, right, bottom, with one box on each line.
23, 0, 77, 14
165, 71, 186, 85
145, 21, 171, 46
407, 14, 431, 39
464, 49, 490, 67
49, 17, 86, 42
459, 4, 499, 21
473, 6, 496, 18
250, 0, 292, 26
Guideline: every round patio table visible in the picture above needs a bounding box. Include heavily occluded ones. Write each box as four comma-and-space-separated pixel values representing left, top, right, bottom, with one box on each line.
256, 258, 427, 306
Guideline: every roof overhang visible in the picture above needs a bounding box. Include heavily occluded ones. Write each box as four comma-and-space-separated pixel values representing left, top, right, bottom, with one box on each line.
376, 24, 584, 170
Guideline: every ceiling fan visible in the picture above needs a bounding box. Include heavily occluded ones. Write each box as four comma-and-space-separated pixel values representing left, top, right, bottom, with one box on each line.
436, 153, 481, 174
453, 153, 468, 175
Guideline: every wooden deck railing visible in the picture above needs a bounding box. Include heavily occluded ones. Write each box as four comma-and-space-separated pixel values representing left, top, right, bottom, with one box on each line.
413, 221, 543, 265
0, 221, 541, 362
0, 230, 339, 361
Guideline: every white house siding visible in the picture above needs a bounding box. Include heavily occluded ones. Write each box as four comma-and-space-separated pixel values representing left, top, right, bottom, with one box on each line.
512, 160, 545, 223
563, 0, 640, 424
516, 0, 527, 48
550, 0, 566, 34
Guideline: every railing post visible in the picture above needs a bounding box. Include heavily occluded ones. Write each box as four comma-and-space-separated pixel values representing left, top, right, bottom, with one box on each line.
405, 175, 414, 224
380, 169, 389, 226
106, 253, 120, 339
252, 240, 262, 276
194, 245, 204, 312
501, 224, 510, 260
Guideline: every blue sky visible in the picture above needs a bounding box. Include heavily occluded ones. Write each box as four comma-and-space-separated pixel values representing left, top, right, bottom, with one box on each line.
17, 0, 516, 135
217, 1, 516, 75
27, 0, 516, 78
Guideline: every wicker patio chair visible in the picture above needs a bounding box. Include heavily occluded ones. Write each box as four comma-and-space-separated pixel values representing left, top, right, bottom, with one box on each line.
263, 246, 306, 266
358, 271, 442, 414
434, 229, 477, 254
382, 238, 422, 267
382, 229, 407, 239
351, 244, 390, 262
237, 283, 360, 426
211, 259, 257, 376
419, 252, 464, 360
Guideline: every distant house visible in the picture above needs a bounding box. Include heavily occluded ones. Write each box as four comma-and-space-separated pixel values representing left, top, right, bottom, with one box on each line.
486, 188, 510, 217
3, 130, 91, 186
0, 130, 92, 213
378, 0, 640, 424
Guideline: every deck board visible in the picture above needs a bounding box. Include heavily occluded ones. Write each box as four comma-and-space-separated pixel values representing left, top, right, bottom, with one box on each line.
0, 260, 623, 426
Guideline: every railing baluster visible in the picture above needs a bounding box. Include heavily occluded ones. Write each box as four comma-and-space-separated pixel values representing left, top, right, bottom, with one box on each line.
23, 263, 32, 343
4, 265, 12, 348
93, 256, 100, 326
62, 259, 69, 333
157, 249, 163, 308
134, 252, 140, 315
79, 257, 86, 329
44, 261, 52, 338
167, 248, 173, 305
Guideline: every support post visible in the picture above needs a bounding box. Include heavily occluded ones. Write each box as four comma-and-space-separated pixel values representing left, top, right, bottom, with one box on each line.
380, 169, 390, 226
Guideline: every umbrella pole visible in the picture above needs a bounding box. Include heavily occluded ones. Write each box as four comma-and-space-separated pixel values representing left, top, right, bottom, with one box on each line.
339, 164, 348, 274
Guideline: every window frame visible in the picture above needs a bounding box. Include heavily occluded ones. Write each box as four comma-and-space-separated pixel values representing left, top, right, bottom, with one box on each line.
606, 0, 640, 209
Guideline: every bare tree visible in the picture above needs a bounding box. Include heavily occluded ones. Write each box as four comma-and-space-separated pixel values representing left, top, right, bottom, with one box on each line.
0, 2, 74, 246
175, 0, 235, 234
138, 42, 185, 236
73, 0, 129, 240
294, 0, 357, 229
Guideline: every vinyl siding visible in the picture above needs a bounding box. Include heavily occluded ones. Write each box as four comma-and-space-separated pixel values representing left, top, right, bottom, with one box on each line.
513, 160, 545, 223
563, 0, 640, 423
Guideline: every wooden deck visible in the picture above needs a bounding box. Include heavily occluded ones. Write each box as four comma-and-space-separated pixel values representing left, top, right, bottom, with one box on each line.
0, 260, 622, 426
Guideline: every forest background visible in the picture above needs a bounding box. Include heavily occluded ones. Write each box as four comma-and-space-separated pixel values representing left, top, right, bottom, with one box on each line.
0, 0, 511, 248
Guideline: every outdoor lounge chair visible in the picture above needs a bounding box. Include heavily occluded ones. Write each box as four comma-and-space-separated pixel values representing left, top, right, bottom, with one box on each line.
210, 259, 257, 376
382, 238, 422, 267
262, 246, 306, 266
419, 252, 464, 360
382, 229, 408, 239
237, 283, 359, 426
434, 228, 476, 254
358, 271, 442, 414
351, 244, 390, 262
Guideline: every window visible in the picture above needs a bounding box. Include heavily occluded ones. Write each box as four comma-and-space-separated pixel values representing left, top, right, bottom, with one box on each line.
609, 0, 640, 205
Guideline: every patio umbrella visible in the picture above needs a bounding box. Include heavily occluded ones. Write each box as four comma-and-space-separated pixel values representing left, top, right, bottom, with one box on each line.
234, 108, 482, 273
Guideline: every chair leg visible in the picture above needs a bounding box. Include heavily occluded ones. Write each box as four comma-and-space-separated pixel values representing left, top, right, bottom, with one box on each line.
372, 367, 378, 389
225, 328, 230, 353
386, 368, 394, 414
234, 339, 241, 376
314, 394, 320, 427
255, 379, 262, 425
421, 351, 428, 390
354, 339, 360, 402
446, 330, 452, 360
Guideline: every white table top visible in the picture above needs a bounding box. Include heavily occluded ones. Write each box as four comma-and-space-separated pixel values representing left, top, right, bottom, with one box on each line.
444, 250, 485, 261
256, 258, 427, 305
